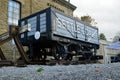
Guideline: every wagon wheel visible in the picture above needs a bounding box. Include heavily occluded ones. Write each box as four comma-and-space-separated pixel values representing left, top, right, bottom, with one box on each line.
67, 54, 73, 61
40, 48, 47, 60
52, 46, 61, 60
60, 53, 68, 60
26, 50, 31, 59
52, 46, 68, 60
53, 51, 68, 60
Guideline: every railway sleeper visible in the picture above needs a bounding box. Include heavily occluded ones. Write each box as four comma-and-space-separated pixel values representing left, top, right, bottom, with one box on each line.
0, 60, 14, 67
15, 60, 27, 67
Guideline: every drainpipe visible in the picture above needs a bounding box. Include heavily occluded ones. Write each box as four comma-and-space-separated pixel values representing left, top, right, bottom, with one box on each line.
30, 0, 32, 14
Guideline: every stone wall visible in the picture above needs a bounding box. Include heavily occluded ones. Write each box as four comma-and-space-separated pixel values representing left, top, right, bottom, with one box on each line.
0, 0, 8, 34
0, 0, 75, 34
17, 0, 74, 18
0, 0, 76, 60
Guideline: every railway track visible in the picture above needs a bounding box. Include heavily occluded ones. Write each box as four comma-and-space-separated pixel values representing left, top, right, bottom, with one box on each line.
0, 59, 97, 67
0, 25, 102, 67
0, 60, 13, 67
46, 60, 97, 65
0, 51, 99, 67
30, 59, 97, 66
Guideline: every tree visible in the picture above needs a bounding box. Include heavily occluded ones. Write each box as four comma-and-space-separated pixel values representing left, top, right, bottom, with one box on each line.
113, 31, 120, 42
99, 33, 107, 40
80, 15, 97, 26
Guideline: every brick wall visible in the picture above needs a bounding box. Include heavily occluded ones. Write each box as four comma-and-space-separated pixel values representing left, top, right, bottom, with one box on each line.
0, 0, 8, 34
0, 0, 75, 60
0, 0, 75, 35
17, 0, 74, 18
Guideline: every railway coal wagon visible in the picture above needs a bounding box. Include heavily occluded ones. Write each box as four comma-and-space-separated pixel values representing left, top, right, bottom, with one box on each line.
19, 7, 100, 61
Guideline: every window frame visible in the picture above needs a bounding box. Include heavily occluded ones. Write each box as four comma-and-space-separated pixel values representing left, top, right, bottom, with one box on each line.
8, 0, 21, 26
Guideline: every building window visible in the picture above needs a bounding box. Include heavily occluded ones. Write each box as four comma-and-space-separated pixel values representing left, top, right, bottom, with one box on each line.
8, 0, 20, 26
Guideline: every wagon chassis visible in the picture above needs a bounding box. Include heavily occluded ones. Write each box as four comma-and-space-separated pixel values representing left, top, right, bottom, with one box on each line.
0, 25, 101, 67
0, 7, 103, 66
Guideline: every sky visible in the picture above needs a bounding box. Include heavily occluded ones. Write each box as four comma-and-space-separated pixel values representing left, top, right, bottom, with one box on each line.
70, 0, 120, 41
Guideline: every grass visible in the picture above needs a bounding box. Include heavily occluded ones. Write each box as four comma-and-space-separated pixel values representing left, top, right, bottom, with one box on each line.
37, 67, 43, 72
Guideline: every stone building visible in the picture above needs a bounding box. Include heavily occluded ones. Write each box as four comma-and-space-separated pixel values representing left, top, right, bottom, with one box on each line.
97, 40, 112, 64
0, 0, 76, 35
0, 0, 76, 60
97, 40, 120, 64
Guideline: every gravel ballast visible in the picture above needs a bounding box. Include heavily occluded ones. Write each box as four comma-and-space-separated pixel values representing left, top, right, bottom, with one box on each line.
0, 63, 120, 80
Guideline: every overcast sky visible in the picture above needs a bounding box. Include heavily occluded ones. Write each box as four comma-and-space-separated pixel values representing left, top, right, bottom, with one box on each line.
70, 0, 120, 41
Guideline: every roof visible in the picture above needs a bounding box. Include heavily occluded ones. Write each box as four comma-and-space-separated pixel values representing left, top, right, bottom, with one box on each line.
107, 42, 120, 50
54, 0, 77, 10
99, 40, 112, 45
